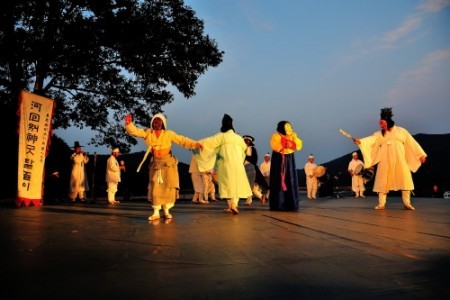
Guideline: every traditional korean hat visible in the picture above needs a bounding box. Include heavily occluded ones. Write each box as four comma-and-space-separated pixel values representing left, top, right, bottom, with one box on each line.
73, 141, 83, 148
242, 135, 255, 146
220, 114, 234, 132
380, 107, 395, 128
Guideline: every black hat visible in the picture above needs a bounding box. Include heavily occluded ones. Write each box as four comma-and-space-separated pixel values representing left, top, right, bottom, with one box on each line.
220, 114, 235, 133
242, 135, 254, 142
242, 135, 255, 146
380, 107, 393, 120
380, 107, 395, 128
73, 141, 83, 148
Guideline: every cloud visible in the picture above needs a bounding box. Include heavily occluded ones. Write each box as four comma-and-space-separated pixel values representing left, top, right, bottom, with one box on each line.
418, 0, 450, 13
387, 48, 450, 105
380, 16, 422, 47
238, 0, 275, 32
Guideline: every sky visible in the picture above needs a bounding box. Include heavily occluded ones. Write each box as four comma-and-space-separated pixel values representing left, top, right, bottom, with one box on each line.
56, 0, 450, 166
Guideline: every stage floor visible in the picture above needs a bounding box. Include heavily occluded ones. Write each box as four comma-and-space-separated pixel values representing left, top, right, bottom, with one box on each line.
1, 195, 449, 299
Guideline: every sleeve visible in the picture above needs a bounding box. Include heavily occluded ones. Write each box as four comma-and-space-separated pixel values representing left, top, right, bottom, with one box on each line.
270, 133, 283, 153
196, 133, 222, 172
169, 130, 198, 149
358, 134, 378, 168
403, 128, 427, 173
125, 122, 149, 139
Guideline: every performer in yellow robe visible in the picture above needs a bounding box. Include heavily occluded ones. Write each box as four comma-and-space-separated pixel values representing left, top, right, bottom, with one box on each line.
353, 108, 427, 210
125, 113, 202, 221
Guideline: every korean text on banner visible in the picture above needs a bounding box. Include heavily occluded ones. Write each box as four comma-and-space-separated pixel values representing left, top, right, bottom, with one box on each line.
17, 91, 54, 207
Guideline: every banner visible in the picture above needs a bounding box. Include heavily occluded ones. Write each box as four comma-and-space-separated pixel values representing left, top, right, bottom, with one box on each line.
17, 91, 54, 207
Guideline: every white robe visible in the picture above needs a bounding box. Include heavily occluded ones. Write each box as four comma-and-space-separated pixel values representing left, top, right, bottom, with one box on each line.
196, 130, 252, 199
358, 126, 426, 193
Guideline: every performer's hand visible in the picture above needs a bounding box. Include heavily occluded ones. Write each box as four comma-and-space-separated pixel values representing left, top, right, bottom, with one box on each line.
196, 142, 203, 151
419, 156, 426, 164
289, 141, 296, 150
352, 138, 361, 145
125, 114, 132, 125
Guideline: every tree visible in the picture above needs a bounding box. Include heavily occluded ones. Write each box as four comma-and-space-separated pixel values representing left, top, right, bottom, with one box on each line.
0, 0, 224, 153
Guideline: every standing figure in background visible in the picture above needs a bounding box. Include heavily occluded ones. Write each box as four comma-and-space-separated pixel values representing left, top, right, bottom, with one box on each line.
269, 120, 303, 211
189, 152, 207, 204
203, 170, 217, 202
304, 154, 318, 199
125, 113, 203, 221
196, 114, 252, 215
243, 135, 268, 206
106, 148, 121, 204
259, 153, 271, 200
352, 107, 427, 210
347, 152, 365, 198
69, 141, 89, 203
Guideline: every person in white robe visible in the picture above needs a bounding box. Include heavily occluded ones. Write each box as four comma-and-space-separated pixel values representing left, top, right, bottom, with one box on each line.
352, 108, 427, 210
106, 148, 121, 204
304, 155, 318, 199
69, 141, 89, 202
196, 114, 252, 214
347, 152, 365, 198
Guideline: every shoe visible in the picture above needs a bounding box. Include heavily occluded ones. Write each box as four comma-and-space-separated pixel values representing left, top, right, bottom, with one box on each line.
148, 215, 160, 221
224, 208, 232, 213
192, 200, 199, 204
199, 200, 208, 204
360, 195, 365, 198
374, 205, 385, 210
230, 205, 239, 215
404, 204, 415, 210
164, 213, 173, 219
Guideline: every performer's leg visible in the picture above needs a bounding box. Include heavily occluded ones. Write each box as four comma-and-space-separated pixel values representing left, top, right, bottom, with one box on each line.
359, 177, 365, 197
149, 205, 161, 220
230, 197, 239, 214
375, 193, 387, 209
199, 192, 208, 204
163, 203, 174, 218
402, 191, 415, 210
192, 192, 199, 203
312, 179, 317, 199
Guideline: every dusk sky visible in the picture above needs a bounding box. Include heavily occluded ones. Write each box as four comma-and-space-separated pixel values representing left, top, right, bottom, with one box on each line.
56, 0, 450, 167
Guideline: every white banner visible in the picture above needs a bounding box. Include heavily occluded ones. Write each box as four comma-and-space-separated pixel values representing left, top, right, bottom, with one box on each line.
17, 91, 54, 207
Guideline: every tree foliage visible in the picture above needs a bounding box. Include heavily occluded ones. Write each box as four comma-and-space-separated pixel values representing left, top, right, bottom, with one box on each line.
0, 0, 224, 152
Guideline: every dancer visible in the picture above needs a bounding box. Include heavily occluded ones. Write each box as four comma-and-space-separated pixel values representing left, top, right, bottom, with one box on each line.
352, 107, 427, 210
269, 120, 303, 211
125, 113, 202, 220
196, 114, 252, 214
